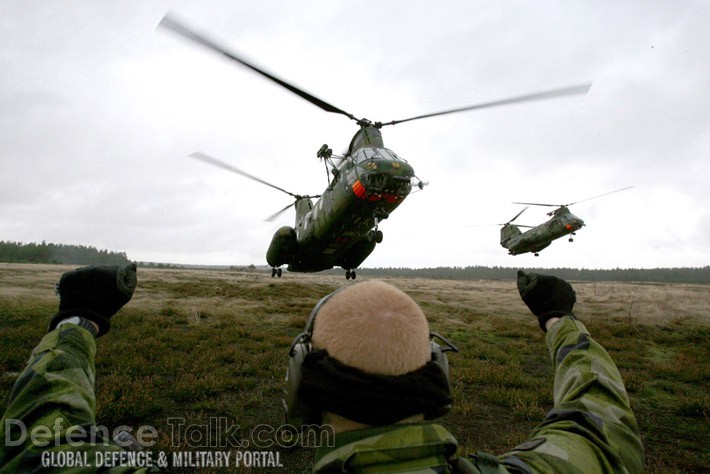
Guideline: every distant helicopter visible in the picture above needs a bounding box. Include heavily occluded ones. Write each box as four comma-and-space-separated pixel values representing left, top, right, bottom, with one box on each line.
500, 186, 634, 256
159, 14, 592, 278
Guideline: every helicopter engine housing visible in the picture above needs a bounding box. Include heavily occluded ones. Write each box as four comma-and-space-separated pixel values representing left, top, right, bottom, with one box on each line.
266, 226, 297, 267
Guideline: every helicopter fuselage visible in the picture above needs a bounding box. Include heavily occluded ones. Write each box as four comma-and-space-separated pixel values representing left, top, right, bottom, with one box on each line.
266, 127, 414, 274
160, 15, 594, 277
501, 207, 585, 256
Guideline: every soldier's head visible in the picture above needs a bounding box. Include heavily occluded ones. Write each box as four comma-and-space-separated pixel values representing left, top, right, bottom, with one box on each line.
284, 280, 454, 433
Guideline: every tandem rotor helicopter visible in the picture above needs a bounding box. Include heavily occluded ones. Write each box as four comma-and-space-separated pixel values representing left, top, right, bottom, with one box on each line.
159, 14, 592, 278
500, 186, 634, 256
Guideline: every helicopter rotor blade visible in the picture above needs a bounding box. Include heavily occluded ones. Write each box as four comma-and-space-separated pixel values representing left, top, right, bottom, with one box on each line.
566, 186, 635, 206
264, 193, 322, 222
264, 202, 296, 222
514, 186, 635, 208
512, 201, 558, 207
190, 152, 297, 198
379, 83, 592, 127
158, 14, 359, 122
508, 206, 529, 224
498, 206, 529, 225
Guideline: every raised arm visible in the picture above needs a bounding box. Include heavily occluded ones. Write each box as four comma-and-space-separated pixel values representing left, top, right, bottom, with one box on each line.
0, 264, 157, 472
497, 271, 644, 473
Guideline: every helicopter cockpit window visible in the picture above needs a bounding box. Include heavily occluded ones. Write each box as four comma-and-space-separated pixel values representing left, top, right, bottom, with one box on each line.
382, 148, 406, 162
354, 147, 407, 164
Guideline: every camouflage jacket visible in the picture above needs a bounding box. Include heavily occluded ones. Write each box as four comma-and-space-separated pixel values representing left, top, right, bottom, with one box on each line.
1, 317, 643, 473
313, 316, 644, 473
0, 324, 158, 473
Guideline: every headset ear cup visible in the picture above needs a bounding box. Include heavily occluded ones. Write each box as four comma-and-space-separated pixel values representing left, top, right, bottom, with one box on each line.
283, 341, 321, 429
431, 341, 451, 380
283, 285, 347, 429
424, 341, 452, 419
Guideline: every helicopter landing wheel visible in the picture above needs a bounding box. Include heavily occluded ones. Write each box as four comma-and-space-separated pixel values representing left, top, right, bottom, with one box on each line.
374, 230, 383, 243
534, 252, 540, 257
346, 270, 357, 280
271, 267, 283, 278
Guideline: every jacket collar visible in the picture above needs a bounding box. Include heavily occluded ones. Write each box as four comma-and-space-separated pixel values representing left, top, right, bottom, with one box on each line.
313, 423, 458, 473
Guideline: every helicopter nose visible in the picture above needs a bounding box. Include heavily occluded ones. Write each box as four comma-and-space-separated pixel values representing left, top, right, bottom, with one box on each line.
358, 173, 411, 199
565, 218, 585, 231
352, 161, 414, 203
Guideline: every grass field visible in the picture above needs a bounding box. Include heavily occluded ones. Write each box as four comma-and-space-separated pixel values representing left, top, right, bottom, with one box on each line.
1, 263, 708, 473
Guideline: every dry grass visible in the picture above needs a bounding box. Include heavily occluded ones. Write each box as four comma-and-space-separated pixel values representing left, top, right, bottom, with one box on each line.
0, 263, 708, 473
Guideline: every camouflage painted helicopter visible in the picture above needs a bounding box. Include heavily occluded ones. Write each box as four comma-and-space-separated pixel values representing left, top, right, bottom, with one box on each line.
500, 186, 634, 256
160, 14, 591, 278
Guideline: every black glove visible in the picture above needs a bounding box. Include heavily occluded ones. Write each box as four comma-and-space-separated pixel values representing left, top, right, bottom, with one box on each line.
48, 263, 138, 337
516, 270, 575, 332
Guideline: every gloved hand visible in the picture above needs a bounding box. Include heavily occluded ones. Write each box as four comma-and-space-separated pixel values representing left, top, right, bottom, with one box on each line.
48, 263, 138, 337
516, 270, 576, 332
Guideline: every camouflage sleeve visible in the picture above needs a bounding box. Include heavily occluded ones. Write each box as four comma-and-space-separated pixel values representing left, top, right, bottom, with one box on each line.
498, 316, 645, 473
0, 324, 156, 472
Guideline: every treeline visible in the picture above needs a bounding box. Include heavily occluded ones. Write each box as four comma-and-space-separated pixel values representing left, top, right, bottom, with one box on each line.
0, 241, 130, 266
356, 265, 710, 284
1, 242, 707, 284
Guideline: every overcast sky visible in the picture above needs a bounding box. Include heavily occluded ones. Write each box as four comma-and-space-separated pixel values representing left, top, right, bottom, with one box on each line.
1, 1, 708, 270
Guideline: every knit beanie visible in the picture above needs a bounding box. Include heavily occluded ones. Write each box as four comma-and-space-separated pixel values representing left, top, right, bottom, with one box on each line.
311, 280, 431, 375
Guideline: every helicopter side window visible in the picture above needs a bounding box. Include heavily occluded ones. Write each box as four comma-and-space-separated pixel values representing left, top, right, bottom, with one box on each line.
351, 148, 367, 164
336, 156, 354, 173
